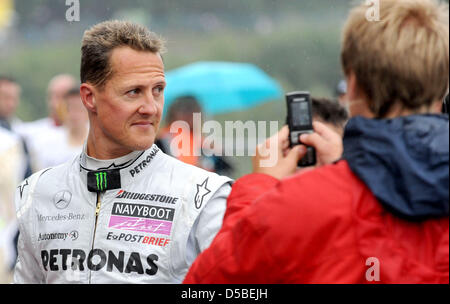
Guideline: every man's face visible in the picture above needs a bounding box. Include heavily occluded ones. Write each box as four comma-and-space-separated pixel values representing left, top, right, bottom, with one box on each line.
91, 47, 166, 154
47, 77, 75, 125
0, 81, 20, 119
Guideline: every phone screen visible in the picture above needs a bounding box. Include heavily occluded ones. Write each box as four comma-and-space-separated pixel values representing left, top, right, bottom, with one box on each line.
291, 101, 311, 128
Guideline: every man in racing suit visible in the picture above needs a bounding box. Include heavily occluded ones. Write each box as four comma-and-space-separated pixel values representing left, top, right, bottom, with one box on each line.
13, 20, 232, 283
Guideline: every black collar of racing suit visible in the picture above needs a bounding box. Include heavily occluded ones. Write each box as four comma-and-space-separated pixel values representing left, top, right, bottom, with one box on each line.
78, 143, 160, 193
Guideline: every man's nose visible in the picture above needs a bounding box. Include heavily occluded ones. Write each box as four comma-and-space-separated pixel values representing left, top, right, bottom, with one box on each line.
138, 93, 158, 115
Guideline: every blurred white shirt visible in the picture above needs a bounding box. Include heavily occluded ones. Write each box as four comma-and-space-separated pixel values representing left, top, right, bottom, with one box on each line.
14, 117, 67, 171
0, 128, 24, 283
36, 127, 83, 169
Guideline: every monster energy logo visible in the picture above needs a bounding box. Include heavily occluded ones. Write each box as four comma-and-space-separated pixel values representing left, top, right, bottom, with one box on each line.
87, 169, 120, 193
95, 172, 107, 191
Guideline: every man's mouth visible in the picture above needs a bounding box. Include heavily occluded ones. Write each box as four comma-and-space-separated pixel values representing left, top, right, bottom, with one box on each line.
132, 121, 153, 126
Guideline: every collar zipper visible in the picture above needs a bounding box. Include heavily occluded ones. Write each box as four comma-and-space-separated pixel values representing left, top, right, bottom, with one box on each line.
88, 192, 102, 283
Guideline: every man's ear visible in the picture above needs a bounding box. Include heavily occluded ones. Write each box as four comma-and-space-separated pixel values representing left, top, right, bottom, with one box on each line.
80, 83, 97, 114
346, 71, 359, 103
345, 71, 374, 118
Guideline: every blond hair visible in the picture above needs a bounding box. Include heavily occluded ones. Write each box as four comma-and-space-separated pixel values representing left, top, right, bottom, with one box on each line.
341, 0, 449, 117
80, 20, 166, 88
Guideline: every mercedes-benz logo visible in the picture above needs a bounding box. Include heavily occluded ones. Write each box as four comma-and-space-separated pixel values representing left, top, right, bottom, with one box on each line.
53, 190, 72, 209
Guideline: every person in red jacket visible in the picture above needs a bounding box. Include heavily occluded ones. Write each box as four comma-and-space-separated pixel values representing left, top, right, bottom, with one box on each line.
184, 0, 449, 284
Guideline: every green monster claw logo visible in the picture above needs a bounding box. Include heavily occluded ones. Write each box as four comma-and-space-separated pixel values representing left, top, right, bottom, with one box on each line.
95, 172, 107, 191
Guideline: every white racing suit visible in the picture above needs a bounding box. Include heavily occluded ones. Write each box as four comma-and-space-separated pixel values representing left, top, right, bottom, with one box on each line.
13, 145, 232, 283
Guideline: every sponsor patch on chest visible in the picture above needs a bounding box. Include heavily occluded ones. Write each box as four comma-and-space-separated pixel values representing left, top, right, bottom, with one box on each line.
108, 203, 175, 236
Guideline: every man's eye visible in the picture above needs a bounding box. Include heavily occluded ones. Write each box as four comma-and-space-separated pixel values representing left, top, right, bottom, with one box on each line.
127, 89, 140, 96
153, 86, 164, 95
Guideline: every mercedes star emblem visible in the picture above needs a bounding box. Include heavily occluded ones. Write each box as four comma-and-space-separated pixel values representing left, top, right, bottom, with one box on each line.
53, 190, 72, 209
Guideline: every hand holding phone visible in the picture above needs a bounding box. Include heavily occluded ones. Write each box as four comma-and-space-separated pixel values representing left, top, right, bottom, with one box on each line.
286, 91, 316, 167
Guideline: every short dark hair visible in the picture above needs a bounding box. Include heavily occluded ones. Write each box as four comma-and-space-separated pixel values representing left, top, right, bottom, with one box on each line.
81, 20, 166, 89
166, 96, 202, 124
64, 86, 81, 100
311, 97, 349, 129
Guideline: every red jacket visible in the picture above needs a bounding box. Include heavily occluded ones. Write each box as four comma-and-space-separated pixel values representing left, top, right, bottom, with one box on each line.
183, 161, 449, 283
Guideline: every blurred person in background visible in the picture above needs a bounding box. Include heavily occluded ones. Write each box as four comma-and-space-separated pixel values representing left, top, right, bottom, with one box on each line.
157, 96, 203, 166
184, 0, 449, 283
0, 76, 32, 181
41, 74, 77, 128
13, 20, 232, 284
156, 96, 233, 175
0, 76, 22, 130
0, 76, 34, 281
16, 74, 76, 171
311, 97, 349, 137
0, 127, 25, 283
36, 86, 88, 169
